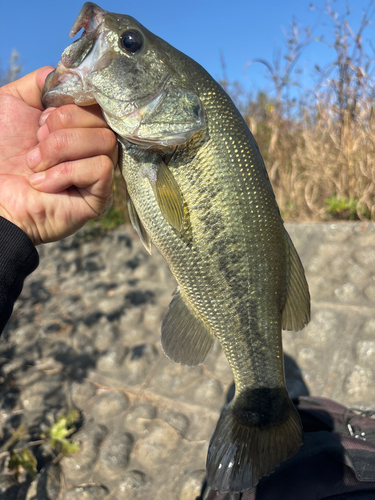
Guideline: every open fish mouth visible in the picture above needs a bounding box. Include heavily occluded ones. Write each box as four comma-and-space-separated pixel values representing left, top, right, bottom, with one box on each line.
42, 3, 108, 107
61, 2, 106, 70
69, 2, 106, 39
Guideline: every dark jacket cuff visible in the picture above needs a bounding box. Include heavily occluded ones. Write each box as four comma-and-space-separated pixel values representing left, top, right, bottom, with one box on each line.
0, 216, 39, 333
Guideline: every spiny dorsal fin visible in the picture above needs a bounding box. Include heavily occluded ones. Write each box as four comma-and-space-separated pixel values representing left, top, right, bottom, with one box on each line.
161, 289, 214, 366
282, 232, 310, 331
153, 161, 184, 232
125, 185, 152, 255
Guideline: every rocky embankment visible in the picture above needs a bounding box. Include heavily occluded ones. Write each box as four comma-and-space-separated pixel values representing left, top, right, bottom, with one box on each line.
0, 222, 374, 500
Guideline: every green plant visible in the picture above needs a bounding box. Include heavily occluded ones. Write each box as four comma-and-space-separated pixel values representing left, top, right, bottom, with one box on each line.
8, 448, 38, 479
325, 195, 359, 219
43, 410, 81, 456
2, 411, 81, 481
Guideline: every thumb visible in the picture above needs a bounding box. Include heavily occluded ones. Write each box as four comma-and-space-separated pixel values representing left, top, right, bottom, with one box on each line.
36, 66, 55, 93
0, 66, 55, 110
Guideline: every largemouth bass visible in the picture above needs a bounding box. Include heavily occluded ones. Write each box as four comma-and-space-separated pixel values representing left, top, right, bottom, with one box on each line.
42, 3, 310, 493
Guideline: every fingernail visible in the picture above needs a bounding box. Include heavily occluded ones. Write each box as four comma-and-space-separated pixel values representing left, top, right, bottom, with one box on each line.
26, 147, 41, 167
29, 172, 46, 185
39, 109, 53, 126
37, 123, 49, 142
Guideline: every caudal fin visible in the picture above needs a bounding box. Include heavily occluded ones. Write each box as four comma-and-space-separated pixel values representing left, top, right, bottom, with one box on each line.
206, 389, 303, 493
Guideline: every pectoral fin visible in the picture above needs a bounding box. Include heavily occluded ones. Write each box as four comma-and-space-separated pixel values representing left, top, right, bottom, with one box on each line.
161, 289, 214, 366
151, 161, 184, 232
281, 233, 310, 331
125, 185, 152, 255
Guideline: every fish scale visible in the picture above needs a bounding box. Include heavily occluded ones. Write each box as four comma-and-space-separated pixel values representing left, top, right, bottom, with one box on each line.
42, 2, 310, 493
176, 75, 287, 386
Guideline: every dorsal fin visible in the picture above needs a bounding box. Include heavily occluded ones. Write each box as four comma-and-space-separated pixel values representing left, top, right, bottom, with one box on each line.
282, 232, 310, 331
161, 289, 214, 366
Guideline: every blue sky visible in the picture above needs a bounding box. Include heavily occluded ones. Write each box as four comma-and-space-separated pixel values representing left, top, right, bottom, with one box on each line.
1, 0, 374, 97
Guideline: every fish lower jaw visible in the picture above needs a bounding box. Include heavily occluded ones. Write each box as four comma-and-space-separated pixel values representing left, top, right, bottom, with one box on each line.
42, 65, 97, 108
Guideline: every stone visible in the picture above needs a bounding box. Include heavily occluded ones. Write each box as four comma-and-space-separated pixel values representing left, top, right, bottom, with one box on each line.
21, 374, 68, 414
346, 263, 369, 284
356, 341, 375, 366
98, 297, 125, 319
212, 348, 233, 381
158, 410, 190, 437
25, 463, 63, 500
1, 357, 24, 377
179, 469, 206, 500
1, 475, 27, 500
81, 311, 102, 327
94, 321, 118, 352
362, 318, 375, 337
150, 362, 203, 397
365, 285, 375, 302
305, 310, 339, 343
143, 304, 165, 330
97, 347, 127, 374
70, 382, 97, 410
99, 431, 134, 472
92, 391, 129, 425
134, 420, 182, 468
355, 247, 375, 271
194, 378, 223, 404
345, 365, 374, 396
9, 324, 37, 347
116, 470, 151, 499
334, 282, 358, 302
61, 423, 108, 482
65, 484, 109, 499
122, 343, 159, 385
123, 404, 157, 433
1, 222, 374, 500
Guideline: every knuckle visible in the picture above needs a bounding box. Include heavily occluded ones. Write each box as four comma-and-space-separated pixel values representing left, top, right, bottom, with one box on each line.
58, 105, 76, 128
100, 128, 118, 151
56, 161, 74, 177
48, 105, 75, 130
98, 154, 115, 175
47, 130, 71, 154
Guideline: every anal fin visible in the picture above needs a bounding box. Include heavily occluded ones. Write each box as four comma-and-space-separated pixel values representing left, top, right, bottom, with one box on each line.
161, 289, 214, 366
282, 232, 310, 331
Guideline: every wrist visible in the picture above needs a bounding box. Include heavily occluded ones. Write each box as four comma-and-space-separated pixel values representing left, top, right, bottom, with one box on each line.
0, 210, 38, 246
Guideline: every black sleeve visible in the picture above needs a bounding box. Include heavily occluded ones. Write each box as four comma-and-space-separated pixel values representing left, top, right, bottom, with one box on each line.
0, 217, 39, 334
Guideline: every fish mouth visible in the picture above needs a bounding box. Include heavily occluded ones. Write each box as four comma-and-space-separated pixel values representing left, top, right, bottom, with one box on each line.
42, 2, 108, 107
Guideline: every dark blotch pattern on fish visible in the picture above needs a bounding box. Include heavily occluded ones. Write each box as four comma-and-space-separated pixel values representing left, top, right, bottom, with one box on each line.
233, 387, 290, 427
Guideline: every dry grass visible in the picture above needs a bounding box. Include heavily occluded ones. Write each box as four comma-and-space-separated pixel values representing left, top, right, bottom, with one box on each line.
4, 4, 372, 227
244, 97, 375, 221
236, 1, 375, 221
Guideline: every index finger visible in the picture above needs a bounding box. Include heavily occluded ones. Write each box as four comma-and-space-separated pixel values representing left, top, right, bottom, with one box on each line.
42, 104, 109, 133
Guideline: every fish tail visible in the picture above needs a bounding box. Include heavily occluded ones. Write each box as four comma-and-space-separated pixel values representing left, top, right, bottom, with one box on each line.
206, 387, 303, 493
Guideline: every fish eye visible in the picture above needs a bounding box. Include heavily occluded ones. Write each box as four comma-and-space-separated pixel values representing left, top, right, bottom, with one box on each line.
120, 30, 143, 54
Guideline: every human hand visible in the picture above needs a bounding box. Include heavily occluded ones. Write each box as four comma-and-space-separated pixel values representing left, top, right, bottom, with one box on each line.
0, 67, 118, 245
